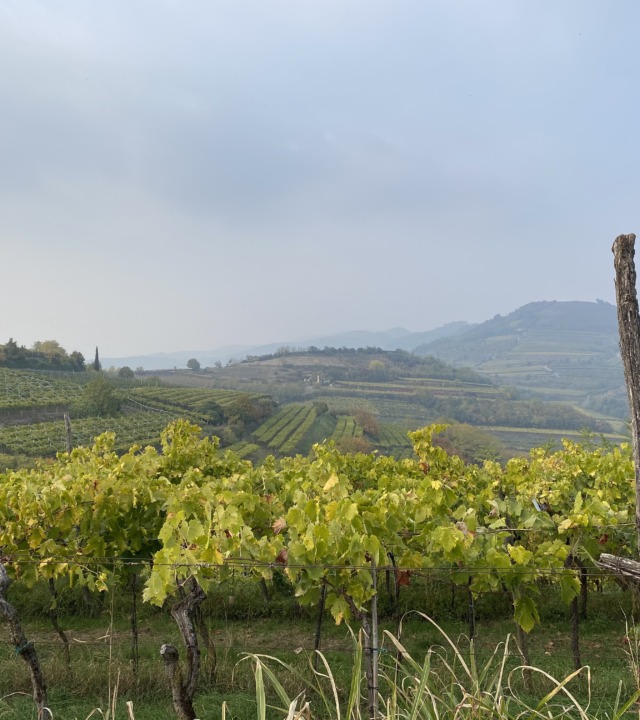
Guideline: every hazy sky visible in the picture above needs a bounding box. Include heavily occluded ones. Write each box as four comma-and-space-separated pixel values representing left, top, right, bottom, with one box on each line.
2, 1, 639, 358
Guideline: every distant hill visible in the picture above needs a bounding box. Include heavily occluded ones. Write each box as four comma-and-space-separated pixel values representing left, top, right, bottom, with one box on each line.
414, 300, 626, 418
289, 322, 472, 353
102, 322, 471, 370
101, 298, 628, 422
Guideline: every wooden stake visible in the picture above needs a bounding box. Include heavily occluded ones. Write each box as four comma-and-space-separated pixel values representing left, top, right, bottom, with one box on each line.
160, 578, 206, 720
0, 562, 49, 718
48, 578, 71, 669
313, 580, 327, 671
612, 233, 640, 552
63, 412, 72, 454
130, 574, 139, 674
369, 560, 379, 720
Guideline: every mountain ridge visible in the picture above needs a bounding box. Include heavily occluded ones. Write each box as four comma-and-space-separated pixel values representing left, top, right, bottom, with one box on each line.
414, 300, 625, 417
102, 321, 472, 370
102, 300, 625, 421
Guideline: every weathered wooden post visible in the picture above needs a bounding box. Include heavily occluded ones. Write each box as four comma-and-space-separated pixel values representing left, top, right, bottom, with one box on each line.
312, 580, 327, 670
369, 559, 379, 720
0, 562, 49, 718
63, 412, 73, 454
612, 233, 640, 552
597, 237, 640, 591
159, 578, 206, 720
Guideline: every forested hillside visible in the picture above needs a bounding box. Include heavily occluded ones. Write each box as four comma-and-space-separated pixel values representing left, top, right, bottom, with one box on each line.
415, 300, 626, 417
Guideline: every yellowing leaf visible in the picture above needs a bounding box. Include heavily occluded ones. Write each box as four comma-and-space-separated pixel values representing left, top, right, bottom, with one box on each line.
508, 545, 533, 565
344, 503, 358, 522
323, 475, 339, 492
432, 525, 462, 553
330, 596, 350, 625
558, 518, 574, 533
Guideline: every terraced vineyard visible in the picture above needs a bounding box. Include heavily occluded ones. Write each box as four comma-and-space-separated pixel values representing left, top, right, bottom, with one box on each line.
245, 352, 627, 457
252, 403, 318, 454
0, 411, 186, 456
2, 338, 628, 467
414, 300, 628, 417
0, 368, 277, 463
227, 441, 260, 459
331, 415, 363, 441
128, 386, 271, 412
323, 397, 378, 415
336, 378, 501, 398
377, 423, 412, 448
0, 368, 84, 413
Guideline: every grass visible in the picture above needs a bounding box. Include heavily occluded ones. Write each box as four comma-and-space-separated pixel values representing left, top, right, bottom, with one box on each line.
208, 616, 640, 720
1, 579, 639, 718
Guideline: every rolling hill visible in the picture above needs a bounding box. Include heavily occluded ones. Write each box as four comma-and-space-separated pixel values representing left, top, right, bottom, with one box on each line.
149, 346, 626, 460
414, 300, 626, 418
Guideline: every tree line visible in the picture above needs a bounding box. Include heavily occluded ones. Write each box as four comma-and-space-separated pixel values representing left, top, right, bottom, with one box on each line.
0, 338, 86, 372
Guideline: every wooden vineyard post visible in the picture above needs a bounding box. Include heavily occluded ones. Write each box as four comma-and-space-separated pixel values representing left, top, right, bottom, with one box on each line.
342, 562, 380, 720
369, 559, 379, 720
312, 580, 327, 671
565, 556, 582, 669
160, 578, 206, 720
48, 578, 71, 669
63, 412, 72, 454
467, 577, 476, 641
0, 562, 49, 718
130, 573, 139, 674
612, 233, 640, 552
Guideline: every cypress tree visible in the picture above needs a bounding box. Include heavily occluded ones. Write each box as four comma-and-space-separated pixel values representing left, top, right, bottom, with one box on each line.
93, 347, 101, 372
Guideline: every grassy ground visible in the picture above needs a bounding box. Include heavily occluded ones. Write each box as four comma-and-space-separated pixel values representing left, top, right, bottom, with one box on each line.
0, 577, 638, 719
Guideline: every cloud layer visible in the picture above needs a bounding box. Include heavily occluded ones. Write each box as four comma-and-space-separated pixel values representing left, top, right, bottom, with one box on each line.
2, 1, 638, 356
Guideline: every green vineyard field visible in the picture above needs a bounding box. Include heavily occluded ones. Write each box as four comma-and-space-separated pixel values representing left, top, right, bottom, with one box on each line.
0, 368, 84, 411
0, 411, 193, 456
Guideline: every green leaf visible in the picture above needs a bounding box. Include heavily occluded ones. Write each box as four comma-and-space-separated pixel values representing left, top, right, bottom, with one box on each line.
514, 595, 539, 633
432, 525, 462, 553
186, 519, 205, 543
560, 573, 581, 605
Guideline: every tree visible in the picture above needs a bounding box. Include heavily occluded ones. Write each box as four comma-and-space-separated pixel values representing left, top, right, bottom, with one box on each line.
354, 410, 380, 439
367, 359, 389, 382
79, 375, 120, 416
433, 423, 504, 464
1, 338, 27, 367
118, 366, 135, 379
69, 351, 86, 371
93, 347, 101, 372
187, 358, 201, 371
335, 436, 373, 454
32, 340, 66, 364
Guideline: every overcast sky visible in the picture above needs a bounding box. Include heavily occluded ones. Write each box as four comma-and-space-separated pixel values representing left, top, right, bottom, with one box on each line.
2, 1, 639, 358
